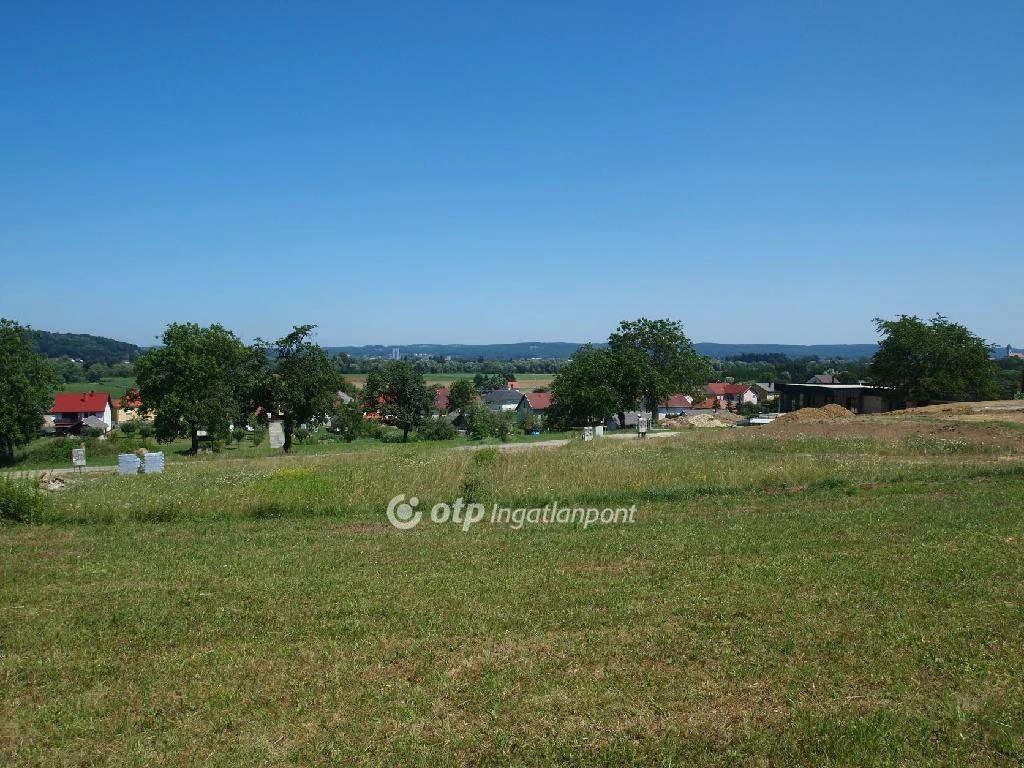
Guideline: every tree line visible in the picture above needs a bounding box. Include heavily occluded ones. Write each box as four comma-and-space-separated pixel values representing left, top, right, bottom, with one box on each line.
0, 314, 1016, 464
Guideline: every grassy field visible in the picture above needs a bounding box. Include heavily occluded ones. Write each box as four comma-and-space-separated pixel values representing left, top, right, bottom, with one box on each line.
57, 377, 136, 396
2, 415, 1023, 765
344, 373, 555, 390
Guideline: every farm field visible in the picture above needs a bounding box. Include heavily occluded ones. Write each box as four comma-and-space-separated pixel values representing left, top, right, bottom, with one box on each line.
56, 377, 136, 396
2, 409, 1023, 765
345, 373, 555, 390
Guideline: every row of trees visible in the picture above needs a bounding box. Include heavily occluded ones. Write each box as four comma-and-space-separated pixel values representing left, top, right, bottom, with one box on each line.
135, 323, 339, 453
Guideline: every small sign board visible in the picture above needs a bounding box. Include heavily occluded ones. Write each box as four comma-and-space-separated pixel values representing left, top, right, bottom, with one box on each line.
71, 448, 86, 467
582, 426, 594, 441
268, 421, 286, 449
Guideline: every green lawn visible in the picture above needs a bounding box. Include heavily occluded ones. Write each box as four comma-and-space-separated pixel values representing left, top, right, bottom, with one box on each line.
2, 426, 1022, 765
57, 377, 136, 396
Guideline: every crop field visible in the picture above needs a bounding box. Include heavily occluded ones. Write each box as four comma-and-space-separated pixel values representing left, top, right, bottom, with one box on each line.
2, 411, 1023, 765
344, 373, 555, 390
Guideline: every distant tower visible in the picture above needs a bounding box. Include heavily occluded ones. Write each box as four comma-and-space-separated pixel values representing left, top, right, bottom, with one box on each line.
391, 347, 400, 360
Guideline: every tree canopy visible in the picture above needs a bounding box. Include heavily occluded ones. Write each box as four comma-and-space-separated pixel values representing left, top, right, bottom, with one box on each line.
870, 314, 999, 404
607, 318, 713, 421
0, 319, 59, 464
445, 379, 477, 413
361, 361, 433, 442
135, 323, 255, 453
260, 325, 339, 452
546, 344, 618, 428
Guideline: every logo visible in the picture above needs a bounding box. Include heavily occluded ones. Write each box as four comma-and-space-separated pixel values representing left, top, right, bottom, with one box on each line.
385, 494, 422, 530
384, 494, 637, 532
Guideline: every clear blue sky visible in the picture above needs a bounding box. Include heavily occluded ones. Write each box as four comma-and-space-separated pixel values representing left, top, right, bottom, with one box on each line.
2, 1, 1021, 348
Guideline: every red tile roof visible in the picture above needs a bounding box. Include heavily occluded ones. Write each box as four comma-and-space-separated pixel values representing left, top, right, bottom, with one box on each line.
435, 387, 449, 411
522, 391, 553, 410
51, 392, 111, 414
690, 397, 719, 410
706, 383, 750, 396
660, 394, 693, 408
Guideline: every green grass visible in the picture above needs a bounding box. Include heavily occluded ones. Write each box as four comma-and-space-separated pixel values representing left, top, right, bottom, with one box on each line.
57, 377, 136, 396
1, 428, 1023, 765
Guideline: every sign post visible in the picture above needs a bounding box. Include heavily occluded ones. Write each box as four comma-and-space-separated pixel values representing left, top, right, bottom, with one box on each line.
268, 421, 286, 449
71, 446, 86, 472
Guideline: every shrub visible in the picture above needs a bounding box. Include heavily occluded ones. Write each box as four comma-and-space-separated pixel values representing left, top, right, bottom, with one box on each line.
294, 427, 312, 444
0, 479, 48, 523
738, 402, 760, 417
378, 427, 415, 443
250, 422, 267, 447
417, 417, 456, 441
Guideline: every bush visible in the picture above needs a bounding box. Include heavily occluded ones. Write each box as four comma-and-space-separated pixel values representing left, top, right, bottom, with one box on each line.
417, 417, 456, 441
250, 422, 267, 447
466, 405, 517, 442
378, 427, 412, 443
294, 427, 313, 444
738, 402, 760, 417
0, 479, 49, 523
118, 421, 139, 435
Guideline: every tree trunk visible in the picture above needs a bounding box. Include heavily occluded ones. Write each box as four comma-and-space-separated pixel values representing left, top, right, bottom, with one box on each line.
190, 428, 199, 454
617, 411, 626, 429
283, 415, 294, 453
0, 435, 13, 466
648, 397, 659, 423
402, 426, 410, 443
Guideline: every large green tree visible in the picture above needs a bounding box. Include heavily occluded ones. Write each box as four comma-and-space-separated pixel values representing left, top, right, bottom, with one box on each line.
607, 318, 713, 422
260, 325, 339, 452
870, 315, 999, 404
0, 319, 59, 464
547, 345, 618, 428
445, 378, 477, 414
361, 361, 433, 442
135, 323, 255, 453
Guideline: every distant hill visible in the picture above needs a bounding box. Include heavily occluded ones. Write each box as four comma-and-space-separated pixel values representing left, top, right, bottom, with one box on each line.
326, 342, 585, 360
693, 343, 878, 360
327, 341, 879, 361
31, 330, 143, 366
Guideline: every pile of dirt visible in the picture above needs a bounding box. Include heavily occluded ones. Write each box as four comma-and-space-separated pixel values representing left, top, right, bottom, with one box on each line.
684, 413, 729, 428
772, 404, 854, 425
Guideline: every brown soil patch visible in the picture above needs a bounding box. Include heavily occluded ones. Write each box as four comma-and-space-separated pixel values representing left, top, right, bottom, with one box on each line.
772, 404, 855, 425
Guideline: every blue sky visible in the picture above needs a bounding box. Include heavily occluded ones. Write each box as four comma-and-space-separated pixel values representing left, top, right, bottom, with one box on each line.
2, 1, 1021, 347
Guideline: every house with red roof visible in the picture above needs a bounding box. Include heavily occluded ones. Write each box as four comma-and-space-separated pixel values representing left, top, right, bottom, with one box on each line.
516, 391, 553, 421
111, 388, 151, 424
50, 391, 113, 434
705, 383, 758, 409
434, 386, 450, 413
658, 394, 694, 418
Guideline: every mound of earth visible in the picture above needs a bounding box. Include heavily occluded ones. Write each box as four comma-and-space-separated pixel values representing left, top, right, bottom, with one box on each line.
685, 413, 729, 428
772, 404, 854, 424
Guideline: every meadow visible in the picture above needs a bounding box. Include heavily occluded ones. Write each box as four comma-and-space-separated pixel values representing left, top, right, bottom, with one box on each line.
2, 417, 1023, 765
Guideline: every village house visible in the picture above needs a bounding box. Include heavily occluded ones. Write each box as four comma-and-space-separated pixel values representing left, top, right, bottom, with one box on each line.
516, 391, 552, 421
111, 389, 151, 424
706, 383, 758, 409
657, 394, 693, 419
50, 391, 114, 434
481, 388, 523, 413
